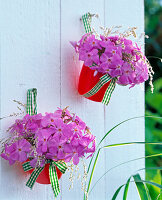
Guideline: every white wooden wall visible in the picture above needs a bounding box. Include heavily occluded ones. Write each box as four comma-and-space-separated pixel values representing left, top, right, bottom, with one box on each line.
0, 0, 144, 199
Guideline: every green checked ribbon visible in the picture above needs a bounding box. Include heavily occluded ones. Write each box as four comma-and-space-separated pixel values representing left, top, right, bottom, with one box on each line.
26, 88, 37, 115
82, 13, 92, 33
81, 13, 117, 105
23, 160, 67, 197
102, 78, 116, 105
83, 74, 112, 98
83, 73, 116, 105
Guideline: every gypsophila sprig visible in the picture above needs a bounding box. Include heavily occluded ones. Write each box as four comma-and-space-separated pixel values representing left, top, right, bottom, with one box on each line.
1, 107, 96, 168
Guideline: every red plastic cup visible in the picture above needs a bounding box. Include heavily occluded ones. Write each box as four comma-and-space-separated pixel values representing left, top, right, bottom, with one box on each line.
78, 64, 111, 102
23, 160, 62, 184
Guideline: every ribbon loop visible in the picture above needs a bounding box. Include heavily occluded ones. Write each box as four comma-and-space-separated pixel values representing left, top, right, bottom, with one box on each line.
26, 88, 37, 115
52, 160, 67, 174
82, 13, 92, 33
26, 167, 44, 189
22, 161, 33, 172
23, 159, 67, 197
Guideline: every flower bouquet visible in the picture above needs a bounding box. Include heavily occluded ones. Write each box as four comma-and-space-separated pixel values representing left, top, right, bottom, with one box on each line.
71, 13, 154, 105
1, 89, 96, 197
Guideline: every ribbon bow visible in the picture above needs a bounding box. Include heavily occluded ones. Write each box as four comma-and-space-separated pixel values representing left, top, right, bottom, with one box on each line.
22, 160, 67, 197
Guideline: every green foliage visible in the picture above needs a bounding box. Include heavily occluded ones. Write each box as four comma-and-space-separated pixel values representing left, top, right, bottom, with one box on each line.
146, 78, 162, 115
145, 0, 162, 199
133, 174, 151, 200
145, 78, 162, 199
84, 116, 162, 200
123, 177, 131, 200
111, 173, 162, 200
145, 0, 162, 82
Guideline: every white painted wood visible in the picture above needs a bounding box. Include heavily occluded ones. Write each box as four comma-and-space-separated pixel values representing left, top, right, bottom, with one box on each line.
0, 0, 145, 200
60, 1, 106, 200
104, 0, 145, 199
0, 1, 61, 200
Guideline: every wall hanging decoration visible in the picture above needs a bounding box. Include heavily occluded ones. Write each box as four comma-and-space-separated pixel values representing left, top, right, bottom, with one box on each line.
71, 13, 154, 105
0, 88, 96, 198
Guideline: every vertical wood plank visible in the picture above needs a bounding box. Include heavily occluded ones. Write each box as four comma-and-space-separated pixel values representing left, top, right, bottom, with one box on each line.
60, 0, 106, 199
0, 1, 61, 199
104, 0, 145, 199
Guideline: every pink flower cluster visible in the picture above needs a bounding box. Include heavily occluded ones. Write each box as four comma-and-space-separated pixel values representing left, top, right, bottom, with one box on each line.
1, 108, 96, 167
72, 33, 149, 87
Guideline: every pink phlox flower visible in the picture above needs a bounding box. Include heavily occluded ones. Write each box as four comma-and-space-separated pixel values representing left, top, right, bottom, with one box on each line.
100, 35, 115, 48
83, 35, 101, 51
108, 54, 124, 77
74, 115, 86, 130
70, 135, 80, 147
69, 123, 82, 137
64, 144, 84, 165
79, 133, 95, 150
54, 119, 73, 138
37, 129, 52, 152
79, 48, 99, 67
32, 113, 43, 127
134, 61, 149, 83
105, 45, 122, 58
24, 119, 38, 135
100, 53, 113, 74
9, 119, 24, 134
3, 108, 96, 166
1, 143, 17, 165
117, 62, 136, 85
10, 139, 31, 163
78, 33, 92, 46
48, 138, 67, 160
46, 146, 58, 161
41, 113, 57, 127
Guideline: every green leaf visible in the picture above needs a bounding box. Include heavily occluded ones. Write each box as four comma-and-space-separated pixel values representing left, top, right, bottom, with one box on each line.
87, 115, 162, 174
123, 177, 131, 200
89, 153, 162, 194
155, 192, 162, 200
84, 148, 101, 200
133, 174, 152, 200
85, 116, 162, 200
111, 177, 162, 200
112, 185, 124, 200
145, 169, 162, 200
87, 142, 161, 198
103, 142, 162, 149
137, 167, 162, 172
